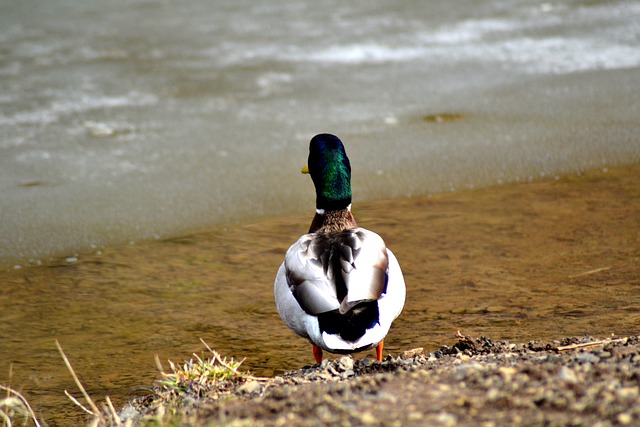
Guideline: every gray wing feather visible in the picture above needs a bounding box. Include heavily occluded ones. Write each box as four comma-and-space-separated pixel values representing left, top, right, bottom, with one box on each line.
284, 228, 389, 316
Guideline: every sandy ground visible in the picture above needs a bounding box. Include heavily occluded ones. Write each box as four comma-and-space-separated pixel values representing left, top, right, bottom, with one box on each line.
122, 334, 640, 426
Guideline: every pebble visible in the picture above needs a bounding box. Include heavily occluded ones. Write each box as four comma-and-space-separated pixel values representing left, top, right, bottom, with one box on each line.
617, 413, 633, 425
123, 335, 640, 427
237, 380, 262, 395
337, 356, 354, 372
402, 347, 424, 358
435, 412, 457, 427
558, 366, 578, 384
408, 411, 423, 420
576, 352, 601, 364
342, 369, 355, 378
360, 411, 376, 425
616, 386, 639, 401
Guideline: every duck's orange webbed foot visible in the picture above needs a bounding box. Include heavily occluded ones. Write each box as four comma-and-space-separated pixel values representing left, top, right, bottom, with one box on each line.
312, 344, 323, 363
376, 340, 384, 362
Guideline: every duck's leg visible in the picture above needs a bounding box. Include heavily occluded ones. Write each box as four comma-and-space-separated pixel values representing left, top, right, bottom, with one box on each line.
312, 345, 323, 363
376, 340, 384, 361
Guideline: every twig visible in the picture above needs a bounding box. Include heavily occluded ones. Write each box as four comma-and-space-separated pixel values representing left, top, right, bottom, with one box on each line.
0, 408, 12, 427
556, 338, 626, 352
6, 364, 12, 399
64, 390, 93, 415
199, 338, 246, 374
55, 340, 101, 416
106, 396, 121, 425
0, 385, 43, 427
154, 354, 165, 374
569, 267, 611, 278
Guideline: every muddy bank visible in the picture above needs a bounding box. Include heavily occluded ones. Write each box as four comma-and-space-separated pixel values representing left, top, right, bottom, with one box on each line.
120, 334, 640, 426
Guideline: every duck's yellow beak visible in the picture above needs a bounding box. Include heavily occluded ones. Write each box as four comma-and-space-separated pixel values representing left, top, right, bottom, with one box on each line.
301, 165, 309, 174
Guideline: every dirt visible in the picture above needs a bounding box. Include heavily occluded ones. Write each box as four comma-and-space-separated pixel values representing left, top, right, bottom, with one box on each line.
121, 334, 640, 426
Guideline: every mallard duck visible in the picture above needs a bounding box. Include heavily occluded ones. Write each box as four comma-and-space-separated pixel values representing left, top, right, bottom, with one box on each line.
274, 133, 406, 362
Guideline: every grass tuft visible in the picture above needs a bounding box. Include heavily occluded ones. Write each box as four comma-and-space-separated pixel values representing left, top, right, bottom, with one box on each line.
156, 338, 264, 395
1, 339, 262, 427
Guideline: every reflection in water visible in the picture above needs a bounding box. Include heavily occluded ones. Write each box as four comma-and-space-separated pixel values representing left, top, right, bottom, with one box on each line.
1, 163, 639, 425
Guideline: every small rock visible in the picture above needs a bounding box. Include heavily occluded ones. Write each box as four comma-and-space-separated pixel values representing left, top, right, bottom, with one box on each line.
616, 386, 639, 401
435, 412, 457, 427
453, 362, 483, 381
402, 347, 424, 358
558, 366, 578, 384
360, 411, 377, 425
486, 388, 501, 401
118, 404, 139, 421
328, 365, 341, 377
408, 411, 423, 420
337, 356, 354, 371
498, 366, 517, 381
576, 352, 600, 364
237, 380, 261, 395
342, 369, 355, 378
617, 413, 633, 425
360, 358, 373, 367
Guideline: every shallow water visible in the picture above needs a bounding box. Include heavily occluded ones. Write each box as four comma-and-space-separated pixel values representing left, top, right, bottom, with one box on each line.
1, 163, 639, 426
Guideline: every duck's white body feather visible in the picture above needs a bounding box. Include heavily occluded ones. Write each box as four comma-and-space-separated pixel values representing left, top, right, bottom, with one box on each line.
274, 227, 406, 353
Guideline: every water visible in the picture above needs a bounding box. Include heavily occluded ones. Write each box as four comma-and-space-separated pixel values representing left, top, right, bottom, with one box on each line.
1, 0, 640, 425
1, 0, 639, 266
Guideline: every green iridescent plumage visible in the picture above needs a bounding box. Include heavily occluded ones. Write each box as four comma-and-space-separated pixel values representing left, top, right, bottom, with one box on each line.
307, 134, 352, 211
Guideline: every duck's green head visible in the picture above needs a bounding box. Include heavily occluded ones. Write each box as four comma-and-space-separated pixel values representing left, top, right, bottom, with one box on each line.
303, 134, 352, 212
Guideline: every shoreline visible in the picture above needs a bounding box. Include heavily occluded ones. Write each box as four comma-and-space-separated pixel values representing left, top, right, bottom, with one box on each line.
116, 334, 640, 426
2, 161, 637, 272
1, 161, 638, 426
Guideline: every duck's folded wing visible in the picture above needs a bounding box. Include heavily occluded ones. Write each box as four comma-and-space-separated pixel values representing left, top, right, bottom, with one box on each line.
284, 229, 389, 316
336, 229, 388, 314
285, 234, 339, 314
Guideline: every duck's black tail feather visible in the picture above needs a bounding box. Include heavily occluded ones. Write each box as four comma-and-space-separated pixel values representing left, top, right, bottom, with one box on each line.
317, 301, 380, 342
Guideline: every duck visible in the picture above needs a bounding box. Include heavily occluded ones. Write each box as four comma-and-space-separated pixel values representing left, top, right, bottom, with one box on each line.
274, 133, 406, 363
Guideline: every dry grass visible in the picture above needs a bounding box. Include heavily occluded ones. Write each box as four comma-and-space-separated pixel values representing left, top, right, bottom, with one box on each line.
56, 340, 129, 427
0, 384, 42, 427
0, 339, 262, 427
156, 338, 265, 394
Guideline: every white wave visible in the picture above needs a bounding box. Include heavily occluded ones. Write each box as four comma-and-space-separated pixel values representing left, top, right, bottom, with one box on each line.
288, 43, 426, 64
0, 91, 158, 127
